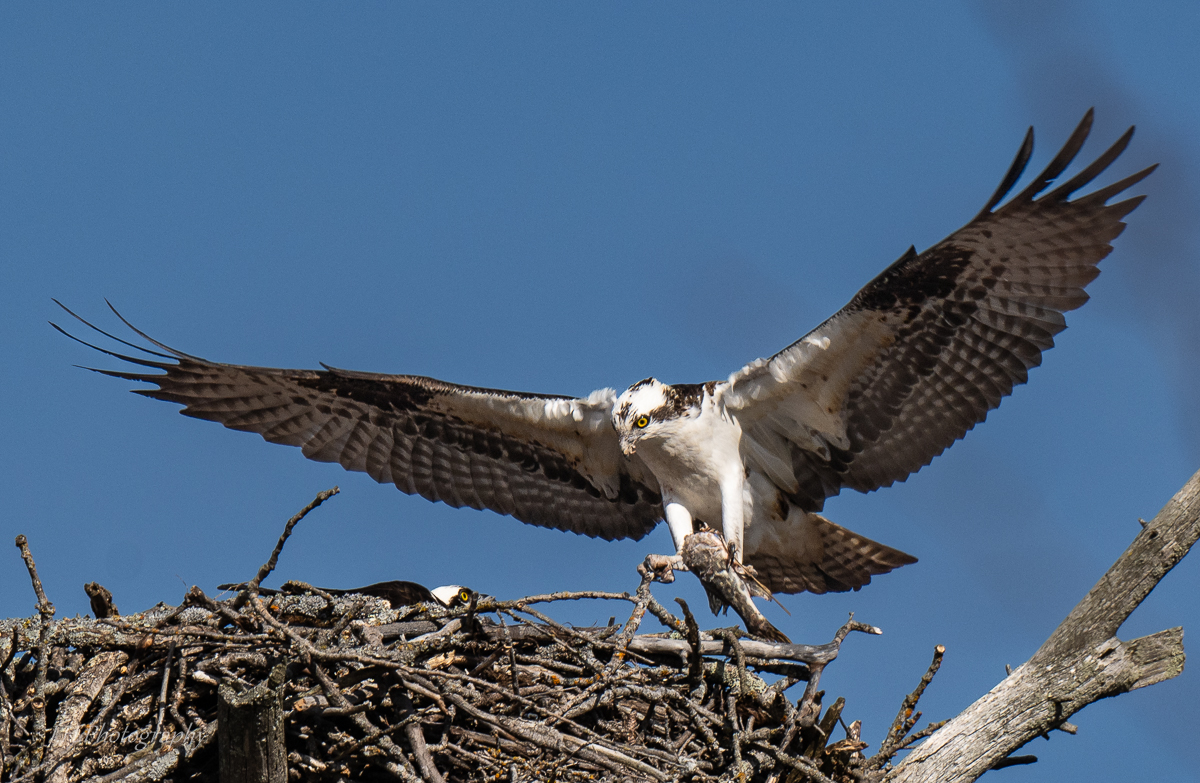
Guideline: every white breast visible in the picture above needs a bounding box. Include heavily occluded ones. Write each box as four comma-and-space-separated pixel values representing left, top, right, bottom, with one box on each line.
636, 395, 743, 525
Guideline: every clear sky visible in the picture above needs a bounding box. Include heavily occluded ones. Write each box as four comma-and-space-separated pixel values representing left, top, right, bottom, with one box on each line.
3, 3, 1198, 780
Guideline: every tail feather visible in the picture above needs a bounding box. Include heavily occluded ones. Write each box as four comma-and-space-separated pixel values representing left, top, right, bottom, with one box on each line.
748, 513, 916, 595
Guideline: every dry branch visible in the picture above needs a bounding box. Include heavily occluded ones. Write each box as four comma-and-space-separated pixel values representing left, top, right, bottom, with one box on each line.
884, 468, 1200, 782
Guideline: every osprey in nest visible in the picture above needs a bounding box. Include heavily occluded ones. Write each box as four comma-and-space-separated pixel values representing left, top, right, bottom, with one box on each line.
58, 111, 1152, 643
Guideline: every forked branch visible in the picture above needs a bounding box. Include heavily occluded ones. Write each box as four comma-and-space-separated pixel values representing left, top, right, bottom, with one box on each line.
885, 468, 1200, 783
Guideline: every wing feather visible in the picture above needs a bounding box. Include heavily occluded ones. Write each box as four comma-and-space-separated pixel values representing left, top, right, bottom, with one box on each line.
55, 306, 664, 541
726, 110, 1154, 506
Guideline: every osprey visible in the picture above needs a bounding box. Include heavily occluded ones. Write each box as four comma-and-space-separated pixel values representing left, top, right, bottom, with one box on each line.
216, 580, 476, 610
58, 111, 1152, 642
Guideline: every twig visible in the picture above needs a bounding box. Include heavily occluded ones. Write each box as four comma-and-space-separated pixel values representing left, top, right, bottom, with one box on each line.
310, 661, 422, 782
605, 569, 654, 675
440, 686, 669, 781
169, 652, 190, 737
14, 535, 55, 753
18, 650, 128, 783
14, 536, 54, 618
758, 743, 839, 783
832, 616, 882, 643
396, 688, 445, 783
675, 598, 705, 696
893, 720, 948, 753
506, 590, 636, 607
80, 657, 141, 753
623, 617, 879, 666
320, 598, 365, 646
645, 596, 685, 633
0, 623, 19, 771
184, 586, 258, 632
869, 644, 945, 769
793, 614, 880, 728
247, 487, 340, 592
150, 642, 177, 749
498, 616, 519, 697
805, 696, 844, 758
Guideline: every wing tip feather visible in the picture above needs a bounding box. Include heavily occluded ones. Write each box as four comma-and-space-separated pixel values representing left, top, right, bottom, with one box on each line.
1011, 108, 1096, 203
1081, 164, 1158, 206
978, 124, 1035, 216
1043, 123, 1136, 202
986, 112, 1154, 214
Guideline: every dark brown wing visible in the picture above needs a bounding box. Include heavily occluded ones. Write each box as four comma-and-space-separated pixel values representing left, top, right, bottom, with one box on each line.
727, 110, 1154, 509
55, 305, 663, 541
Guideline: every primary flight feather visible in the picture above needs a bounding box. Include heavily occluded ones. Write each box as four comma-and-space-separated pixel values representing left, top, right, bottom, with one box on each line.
57, 110, 1152, 641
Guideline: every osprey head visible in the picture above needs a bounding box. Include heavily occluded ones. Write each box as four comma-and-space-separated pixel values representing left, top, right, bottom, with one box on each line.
430, 585, 475, 608
613, 377, 690, 456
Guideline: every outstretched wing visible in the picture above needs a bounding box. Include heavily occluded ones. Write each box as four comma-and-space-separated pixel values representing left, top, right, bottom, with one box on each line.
725, 110, 1155, 511
55, 305, 664, 541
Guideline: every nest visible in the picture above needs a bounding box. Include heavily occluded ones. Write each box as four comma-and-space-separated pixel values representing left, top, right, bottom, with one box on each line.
2, 492, 940, 782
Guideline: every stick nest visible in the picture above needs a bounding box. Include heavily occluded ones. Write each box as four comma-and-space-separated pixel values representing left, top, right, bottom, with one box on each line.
8, 581, 906, 782
2, 490, 937, 782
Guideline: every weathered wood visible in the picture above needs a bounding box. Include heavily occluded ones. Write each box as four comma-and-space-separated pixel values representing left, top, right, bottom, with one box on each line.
1035, 470, 1200, 660
888, 468, 1200, 783
627, 634, 842, 666
83, 723, 218, 783
45, 651, 128, 783
396, 689, 445, 783
218, 663, 287, 783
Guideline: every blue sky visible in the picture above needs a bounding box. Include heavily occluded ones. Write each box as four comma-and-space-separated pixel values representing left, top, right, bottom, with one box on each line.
3, 3, 1198, 780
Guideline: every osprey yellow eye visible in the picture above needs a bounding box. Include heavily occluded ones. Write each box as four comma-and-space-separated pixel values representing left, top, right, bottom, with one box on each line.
459, 588, 471, 604
635, 415, 649, 429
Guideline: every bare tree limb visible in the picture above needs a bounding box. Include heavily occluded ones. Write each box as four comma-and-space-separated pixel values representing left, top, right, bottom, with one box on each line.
247, 487, 339, 592
887, 468, 1200, 783
870, 646, 944, 768
14, 535, 55, 757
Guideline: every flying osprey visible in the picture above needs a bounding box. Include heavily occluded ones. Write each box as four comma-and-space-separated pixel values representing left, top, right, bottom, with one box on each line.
58, 111, 1151, 642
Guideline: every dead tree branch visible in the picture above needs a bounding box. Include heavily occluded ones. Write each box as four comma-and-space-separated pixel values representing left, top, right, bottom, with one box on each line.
886, 468, 1200, 783
247, 486, 340, 592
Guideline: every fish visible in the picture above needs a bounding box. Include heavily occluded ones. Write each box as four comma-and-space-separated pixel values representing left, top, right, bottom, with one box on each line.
680, 530, 790, 644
